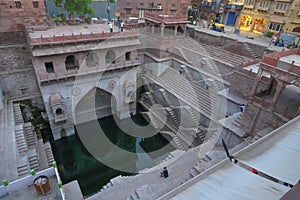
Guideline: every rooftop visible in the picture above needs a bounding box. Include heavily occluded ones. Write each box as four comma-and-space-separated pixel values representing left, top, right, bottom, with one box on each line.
27, 23, 138, 46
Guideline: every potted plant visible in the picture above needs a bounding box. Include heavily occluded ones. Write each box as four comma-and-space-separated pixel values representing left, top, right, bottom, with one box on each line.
61, 15, 67, 25
85, 16, 92, 24
54, 17, 61, 26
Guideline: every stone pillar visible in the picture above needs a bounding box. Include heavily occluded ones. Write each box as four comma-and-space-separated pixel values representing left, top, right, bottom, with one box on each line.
250, 68, 263, 98
160, 24, 165, 37
174, 25, 178, 35
152, 24, 155, 34
270, 80, 285, 108
183, 25, 187, 35
266, 76, 274, 95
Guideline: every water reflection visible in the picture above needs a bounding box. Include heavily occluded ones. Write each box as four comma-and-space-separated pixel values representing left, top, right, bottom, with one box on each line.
52, 115, 174, 196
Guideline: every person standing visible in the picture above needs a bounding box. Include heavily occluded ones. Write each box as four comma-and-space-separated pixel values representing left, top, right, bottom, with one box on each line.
121, 20, 125, 32
240, 104, 246, 112
163, 167, 169, 178
108, 22, 113, 33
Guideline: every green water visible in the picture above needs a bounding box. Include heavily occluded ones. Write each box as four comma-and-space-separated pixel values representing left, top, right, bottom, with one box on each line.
51, 115, 174, 197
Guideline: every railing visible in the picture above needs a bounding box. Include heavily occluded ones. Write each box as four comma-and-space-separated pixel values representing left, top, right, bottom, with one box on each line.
262, 47, 300, 67
0, 167, 64, 199
144, 12, 188, 22
29, 30, 139, 46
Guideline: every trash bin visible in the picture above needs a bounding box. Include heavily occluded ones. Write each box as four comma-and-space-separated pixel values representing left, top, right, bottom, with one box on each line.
234, 29, 240, 35
34, 176, 50, 195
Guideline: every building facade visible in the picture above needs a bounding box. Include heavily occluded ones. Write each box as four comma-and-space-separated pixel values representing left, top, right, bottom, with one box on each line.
0, 0, 48, 32
117, 0, 189, 19
238, 0, 300, 35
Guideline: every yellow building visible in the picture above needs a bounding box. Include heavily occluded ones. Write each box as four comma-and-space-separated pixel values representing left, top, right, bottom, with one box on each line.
238, 0, 300, 35
285, 0, 300, 36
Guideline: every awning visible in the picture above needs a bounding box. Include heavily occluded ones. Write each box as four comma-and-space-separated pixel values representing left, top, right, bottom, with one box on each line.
165, 161, 289, 200
235, 116, 300, 185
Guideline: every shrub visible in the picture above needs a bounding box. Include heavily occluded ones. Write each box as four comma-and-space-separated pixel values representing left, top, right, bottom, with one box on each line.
54, 17, 61, 22
265, 30, 274, 38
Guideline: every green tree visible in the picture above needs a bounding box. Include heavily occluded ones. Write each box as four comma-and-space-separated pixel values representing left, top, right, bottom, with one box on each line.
52, 0, 94, 21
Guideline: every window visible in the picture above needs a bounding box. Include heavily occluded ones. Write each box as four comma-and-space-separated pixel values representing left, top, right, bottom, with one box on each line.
86, 52, 99, 67
45, 62, 54, 73
125, 52, 131, 61
125, 8, 131, 14
258, 0, 269, 9
105, 50, 116, 64
140, 2, 144, 6
20, 87, 28, 95
269, 23, 281, 31
15, 1, 22, 8
33, 1, 39, 8
275, 3, 288, 11
56, 108, 63, 116
126, 2, 131, 5
172, 4, 176, 7
65, 55, 79, 71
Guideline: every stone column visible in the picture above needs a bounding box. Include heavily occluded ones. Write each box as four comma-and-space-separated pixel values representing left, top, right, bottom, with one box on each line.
266, 76, 274, 95
183, 25, 187, 35
270, 80, 285, 108
250, 68, 263, 98
152, 24, 155, 34
160, 24, 165, 37
174, 25, 178, 35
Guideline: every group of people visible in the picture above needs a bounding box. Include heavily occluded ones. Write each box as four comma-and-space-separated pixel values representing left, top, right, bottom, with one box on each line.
270, 34, 285, 47
108, 20, 125, 33
270, 34, 299, 48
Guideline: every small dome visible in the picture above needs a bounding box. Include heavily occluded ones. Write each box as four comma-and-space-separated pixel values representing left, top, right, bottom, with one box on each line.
50, 93, 63, 107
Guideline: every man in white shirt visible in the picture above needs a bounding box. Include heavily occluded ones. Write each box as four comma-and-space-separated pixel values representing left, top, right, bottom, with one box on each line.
121, 20, 125, 32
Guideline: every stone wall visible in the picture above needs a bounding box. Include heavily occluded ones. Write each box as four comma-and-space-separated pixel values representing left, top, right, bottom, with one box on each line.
188, 27, 272, 58
0, 0, 48, 32
229, 70, 268, 98
0, 31, 40, 98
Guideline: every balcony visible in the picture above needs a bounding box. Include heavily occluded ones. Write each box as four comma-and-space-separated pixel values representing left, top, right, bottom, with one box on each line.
54, 114, 67, 123
276, 0, 292, 2
257, 7, 269, 12
244, 5, 254, 9
274, 10, 286, 15
225, 4, 243, 11
39, 59, 141, 84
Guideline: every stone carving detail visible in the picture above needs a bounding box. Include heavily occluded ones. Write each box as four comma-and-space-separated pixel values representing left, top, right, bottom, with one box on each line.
108, 80, 116, 89
72, 86, 81, 96
0, 55, 31, 70
50, 93, 67, 123
124, 80, 135, 103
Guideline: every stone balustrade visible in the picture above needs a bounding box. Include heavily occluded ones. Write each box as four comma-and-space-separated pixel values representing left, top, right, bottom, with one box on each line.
29, 30, 139, 46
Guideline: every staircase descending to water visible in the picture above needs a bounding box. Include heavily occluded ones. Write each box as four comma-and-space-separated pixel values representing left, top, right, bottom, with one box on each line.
13, 103, 56, 177
177, 38, 253, 67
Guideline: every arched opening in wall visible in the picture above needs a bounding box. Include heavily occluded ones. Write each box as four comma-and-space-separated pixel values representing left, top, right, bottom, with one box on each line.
239, 15, 252, 31
50, 93, 67, 123
165, 26, 175, 36
177, 25, 184, 34
65, 55, 79, 70
75, 87, 116, 121
86, 52, 99, 67
293, 27, 300, 33
251, 18, 266, 34
56, 108, 63, 116
125, 52, 131, 61
105, 50, 116, 64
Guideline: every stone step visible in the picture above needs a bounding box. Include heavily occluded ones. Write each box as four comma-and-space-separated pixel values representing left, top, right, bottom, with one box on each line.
147, 71, 218, 119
